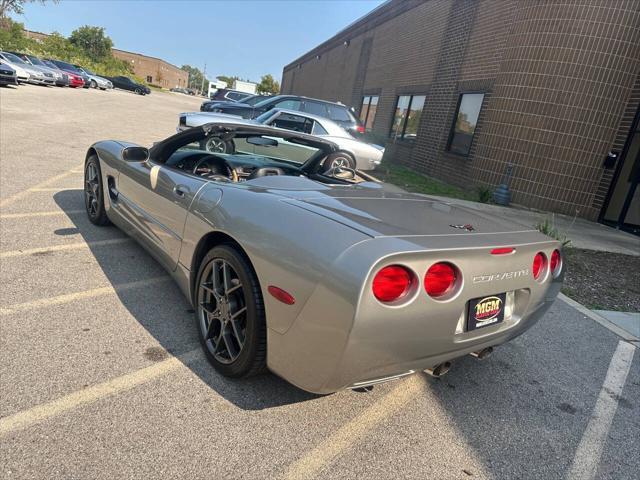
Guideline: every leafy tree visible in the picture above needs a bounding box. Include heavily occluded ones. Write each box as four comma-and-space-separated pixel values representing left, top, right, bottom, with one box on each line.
0, 0, 58, 20
69, 25, 113, 62
181, 65, 206, 91
257, 74, 280, 95
216, 75, 239, 88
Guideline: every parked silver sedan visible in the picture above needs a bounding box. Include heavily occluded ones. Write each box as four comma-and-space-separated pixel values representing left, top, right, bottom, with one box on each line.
74, 65, 113, 90
178, 109, 384, 170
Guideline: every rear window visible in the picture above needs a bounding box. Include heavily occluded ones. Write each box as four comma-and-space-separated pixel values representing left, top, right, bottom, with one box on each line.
326, 105, 352, 122
303, 101, 328, 117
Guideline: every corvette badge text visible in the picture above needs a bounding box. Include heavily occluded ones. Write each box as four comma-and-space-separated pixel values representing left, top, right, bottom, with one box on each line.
473, 269, 529, 284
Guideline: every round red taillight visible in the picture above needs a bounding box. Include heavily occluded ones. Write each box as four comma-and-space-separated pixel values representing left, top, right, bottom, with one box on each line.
550, 249, 561, 275
533, 252, 546, 280
424, 262, 457, 298
372, 265, 412, 303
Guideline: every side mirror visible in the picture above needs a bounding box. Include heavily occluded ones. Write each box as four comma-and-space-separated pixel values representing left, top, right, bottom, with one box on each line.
122, 146, 149, 162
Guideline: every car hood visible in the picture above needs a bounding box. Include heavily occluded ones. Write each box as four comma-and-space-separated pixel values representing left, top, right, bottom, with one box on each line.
250, 179, 534, 237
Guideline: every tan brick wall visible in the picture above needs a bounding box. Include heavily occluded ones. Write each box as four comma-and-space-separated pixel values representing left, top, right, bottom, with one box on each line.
282, 0, 640, 221
112, 49, 188, 89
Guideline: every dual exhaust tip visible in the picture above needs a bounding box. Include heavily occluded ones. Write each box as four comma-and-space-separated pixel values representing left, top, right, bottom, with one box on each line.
425, 347, 494, 378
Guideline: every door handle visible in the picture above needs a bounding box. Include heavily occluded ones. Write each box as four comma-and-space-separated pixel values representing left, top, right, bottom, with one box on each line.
173, 185, 188, 198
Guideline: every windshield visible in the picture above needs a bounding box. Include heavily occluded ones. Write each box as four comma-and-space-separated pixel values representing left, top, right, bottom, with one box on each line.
26, 55, 45, 66
254, 110, 277, 124
253, 96, 282, 108
43, 60, 57, 69
83, 68, 95, 75
1, 52, 26, 64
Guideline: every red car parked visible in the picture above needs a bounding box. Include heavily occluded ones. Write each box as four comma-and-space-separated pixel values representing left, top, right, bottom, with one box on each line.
67, 71, 85, 88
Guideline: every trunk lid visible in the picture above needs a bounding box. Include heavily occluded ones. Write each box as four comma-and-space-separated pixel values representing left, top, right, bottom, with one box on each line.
283, 192, 534, 238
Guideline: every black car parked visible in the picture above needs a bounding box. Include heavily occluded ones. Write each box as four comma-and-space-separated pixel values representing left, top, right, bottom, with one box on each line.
205, 95, 364, 135
209, 88, 253, 103
200, 94, 271, 112
106, 76, 150, 95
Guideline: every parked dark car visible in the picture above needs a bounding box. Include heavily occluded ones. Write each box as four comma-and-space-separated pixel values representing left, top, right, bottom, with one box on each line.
106, 75, 150, 95
209, 88, 253, 103
200, 94, 270, 112
205, 95, 365, 135
45, 59, 91, 88
0, 62, 17, 86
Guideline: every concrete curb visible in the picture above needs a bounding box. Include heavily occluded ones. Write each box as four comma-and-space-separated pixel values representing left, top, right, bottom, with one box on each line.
558, 293, 639, 342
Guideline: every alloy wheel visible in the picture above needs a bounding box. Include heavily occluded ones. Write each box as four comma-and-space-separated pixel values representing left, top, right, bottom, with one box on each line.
205, 137, 226, 153
84, 162, 100, 217
198, 258, 247, 364
330, 156, 350, 169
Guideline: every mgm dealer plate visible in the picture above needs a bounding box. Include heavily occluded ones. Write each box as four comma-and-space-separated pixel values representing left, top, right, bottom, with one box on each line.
467, 293, 507, 331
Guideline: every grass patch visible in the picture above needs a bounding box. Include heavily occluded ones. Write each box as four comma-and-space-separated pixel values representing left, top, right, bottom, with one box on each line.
373, 163, 480, 201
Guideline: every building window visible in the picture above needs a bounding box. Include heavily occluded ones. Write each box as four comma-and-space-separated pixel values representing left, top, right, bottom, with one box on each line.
360, 95, 379, 131
146, 75, 152, 83
448, 93, 484, 156
390, 95, 425, 140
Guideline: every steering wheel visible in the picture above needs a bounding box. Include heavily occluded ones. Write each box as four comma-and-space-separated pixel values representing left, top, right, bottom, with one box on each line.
323, 165, 357, 180
193, 156, 238, 182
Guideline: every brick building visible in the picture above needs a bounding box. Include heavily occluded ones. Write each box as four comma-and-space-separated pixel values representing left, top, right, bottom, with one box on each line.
22, 29, 188, 90
111, 49, 187, 89
281, 0, 640, 229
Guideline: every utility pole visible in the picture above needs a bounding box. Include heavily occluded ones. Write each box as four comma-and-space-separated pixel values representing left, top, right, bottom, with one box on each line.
200, 62, 207, 95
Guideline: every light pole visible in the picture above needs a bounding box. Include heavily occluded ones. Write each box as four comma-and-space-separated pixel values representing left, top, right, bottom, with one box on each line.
200, 62, 207, 95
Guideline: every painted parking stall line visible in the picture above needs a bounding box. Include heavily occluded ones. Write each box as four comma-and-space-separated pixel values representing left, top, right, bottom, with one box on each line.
0, 348, 202, 436
566, 340, 636, 480
0, 238, 130, 259
0, 276, 170, 315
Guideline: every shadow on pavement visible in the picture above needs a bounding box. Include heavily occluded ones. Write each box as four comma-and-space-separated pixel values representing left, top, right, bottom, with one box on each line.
54, 189, 320, 410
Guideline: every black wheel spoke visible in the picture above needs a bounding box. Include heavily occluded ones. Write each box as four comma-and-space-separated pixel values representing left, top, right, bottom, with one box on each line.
197, 257, 248, 364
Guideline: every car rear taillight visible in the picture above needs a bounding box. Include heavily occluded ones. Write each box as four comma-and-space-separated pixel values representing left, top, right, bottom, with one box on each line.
372, 265, 412, 302
532, 252, 546, 280
550, 249, 562, 276
424, 262, 457, 298
356, 125, 365, 134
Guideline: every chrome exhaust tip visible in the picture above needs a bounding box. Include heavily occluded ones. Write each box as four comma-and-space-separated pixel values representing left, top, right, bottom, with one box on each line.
470, 347, 494, 360
424, 361, 451, 378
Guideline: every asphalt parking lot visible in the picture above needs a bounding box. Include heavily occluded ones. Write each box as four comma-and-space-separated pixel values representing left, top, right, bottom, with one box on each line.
1, 85, 638, 480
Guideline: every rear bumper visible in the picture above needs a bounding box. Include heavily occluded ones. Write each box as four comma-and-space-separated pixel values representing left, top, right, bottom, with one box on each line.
267, 233, 563, 394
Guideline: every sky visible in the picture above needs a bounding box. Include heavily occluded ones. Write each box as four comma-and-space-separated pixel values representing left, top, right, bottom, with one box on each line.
16, 0, 386, 82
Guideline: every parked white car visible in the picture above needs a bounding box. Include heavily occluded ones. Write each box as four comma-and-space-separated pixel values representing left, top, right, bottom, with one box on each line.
74, 66, 113, 90
0, 53, 31, 84
178, 109, 384, 170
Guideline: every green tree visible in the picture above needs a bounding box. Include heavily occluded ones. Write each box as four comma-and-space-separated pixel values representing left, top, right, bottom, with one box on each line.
256, 74, 280, 94
69, 25, 113, 62
181, 65, 206, 91
216, 75, 239, 88
0, 0, 58, 20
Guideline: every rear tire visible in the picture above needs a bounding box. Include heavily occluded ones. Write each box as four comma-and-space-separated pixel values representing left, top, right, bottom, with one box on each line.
195, 245, 266, 378
84, 155, 111, 226
199, 136, 235, 154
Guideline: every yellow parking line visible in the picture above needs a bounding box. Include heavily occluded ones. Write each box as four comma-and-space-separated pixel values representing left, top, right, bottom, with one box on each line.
0, 348, 201, 436
0, 167, 81, 208
0, 238, 130, 259
0, 210, 85, 219
0, 276, 170, 316
281, 375, 424, 480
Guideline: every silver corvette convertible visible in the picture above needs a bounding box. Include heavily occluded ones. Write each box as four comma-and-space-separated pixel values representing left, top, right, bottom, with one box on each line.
85, 123, 563, 394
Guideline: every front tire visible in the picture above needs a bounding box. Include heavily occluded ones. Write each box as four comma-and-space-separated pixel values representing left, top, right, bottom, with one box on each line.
195, 245, 266, 378
135, 88, 142, 95
84, 155, 111, 226
90, 80, 97, 89
326, 151, 356, 170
